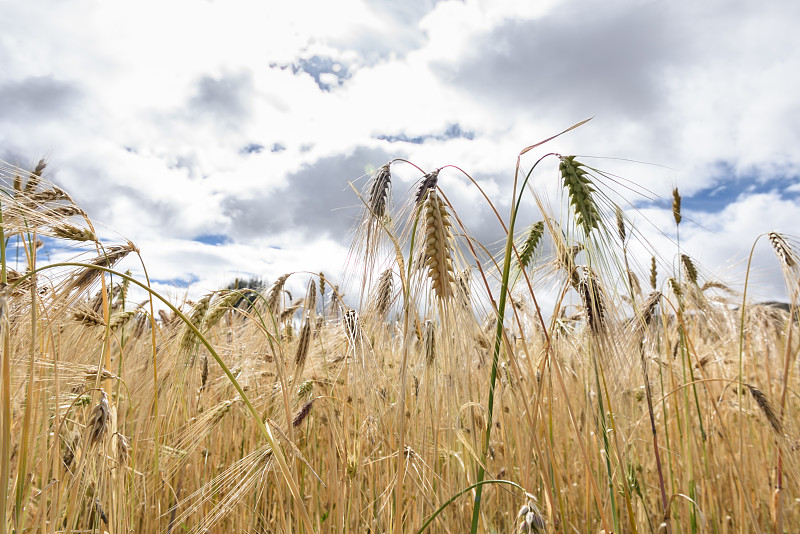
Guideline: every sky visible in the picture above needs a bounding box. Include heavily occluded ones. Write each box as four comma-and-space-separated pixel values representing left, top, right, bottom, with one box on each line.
2, 0, 799, 308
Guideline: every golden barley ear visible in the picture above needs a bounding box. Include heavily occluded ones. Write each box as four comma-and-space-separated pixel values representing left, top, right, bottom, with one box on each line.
87, 390, 110, 446
768, 231, 796, 267
650, 256, 658, 290
421, 189, 456, 300
374, 268, 394, 318
672, 187, 682, 225
681, 254, 698, 285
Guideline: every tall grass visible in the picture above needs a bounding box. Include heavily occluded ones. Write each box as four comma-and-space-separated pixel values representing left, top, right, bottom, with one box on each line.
0, 132, 798, 534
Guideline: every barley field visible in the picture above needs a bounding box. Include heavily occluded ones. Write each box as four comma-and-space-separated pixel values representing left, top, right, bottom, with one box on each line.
1, 127, 798, 533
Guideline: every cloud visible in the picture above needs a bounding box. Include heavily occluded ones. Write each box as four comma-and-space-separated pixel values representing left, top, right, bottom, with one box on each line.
435, 2, 684, 121
0, 76, 82, 122
222, 145, 397, 239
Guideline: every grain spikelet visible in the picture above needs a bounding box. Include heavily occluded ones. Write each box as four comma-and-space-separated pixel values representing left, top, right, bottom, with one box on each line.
746, 384, 783, 434
374, 269, 393, 318
203, 290, 242, 330
672, 188, 682, 225
559, 156, 600, 235
576, 266, 606, 333
421, 189, 455, 300
294, 318, 312, 373
51, 223, 97, 242
368, 163, 391, 217
423, 320, 436, 366
519, 221, 544, 269
87, 390, 110, 446
415, 169, 440, 204
266, 274, 290, 315
650, 256, 657, 290
768, 231, 796, 267
681, 254, 698, 285
615, 205, 626, 243
293, 399, 315, 428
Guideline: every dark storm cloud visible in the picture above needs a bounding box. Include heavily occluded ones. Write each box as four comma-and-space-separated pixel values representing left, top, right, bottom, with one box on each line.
0, 76, 82, 121
435, 2, 686, 120
222, 146, 397, 239
188, 71, 254, 128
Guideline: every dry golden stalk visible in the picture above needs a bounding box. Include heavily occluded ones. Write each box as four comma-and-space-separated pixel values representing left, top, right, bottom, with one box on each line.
421, 189, 455, 300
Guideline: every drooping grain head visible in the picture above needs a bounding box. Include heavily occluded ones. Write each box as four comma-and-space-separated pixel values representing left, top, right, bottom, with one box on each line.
747, 384, 783, 434
668, 277, 683, 300
768, 231, 796, 268
681, 254, 698, 285
87, 390, 110, 446
51, 224, 97, 243
421, 189, 456, 300
293, 399, 315, 428
672, 187, 682, 225
640, 291, 662, 326
415, 169, 440, 204
368, 163, 392, 217
519, 221, 545, 270
559, 156, 601, 235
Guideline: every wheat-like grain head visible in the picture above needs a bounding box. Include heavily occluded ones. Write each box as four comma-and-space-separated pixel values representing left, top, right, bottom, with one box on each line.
768, 231, 796, 268
672, 187, 682, 225
519, 221, 545, 270
559, 156, 601, 235
421, 189, 456, 300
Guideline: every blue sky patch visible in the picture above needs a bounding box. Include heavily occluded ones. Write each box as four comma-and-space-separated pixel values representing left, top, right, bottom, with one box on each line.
193, 233, 230, 246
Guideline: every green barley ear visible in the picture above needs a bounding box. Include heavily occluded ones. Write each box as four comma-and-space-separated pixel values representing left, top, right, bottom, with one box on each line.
559, 156, 601, 235
672, 187, 682, 225
650, 256, 657, 290
519, 221, 544, 270
680, 254, 698, 285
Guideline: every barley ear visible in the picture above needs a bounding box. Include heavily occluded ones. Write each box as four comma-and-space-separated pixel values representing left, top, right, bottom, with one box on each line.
559, 156, 601, 235
672, 187, 682, 225
421, 189, 456, 300
680, 254, 698, 285
519, 221, 544, 270
650, 256, 658, 290
415, 169, 440, 204
768, 231, 796, 267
